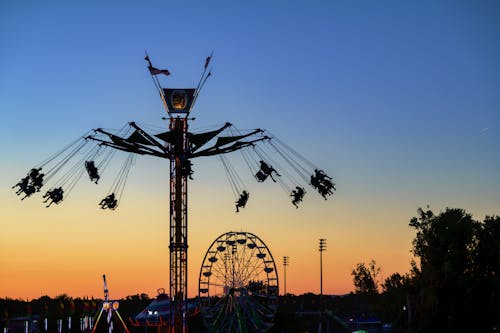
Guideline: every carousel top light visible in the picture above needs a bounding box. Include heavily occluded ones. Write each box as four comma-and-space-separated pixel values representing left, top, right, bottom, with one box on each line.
163, 88, 196, 114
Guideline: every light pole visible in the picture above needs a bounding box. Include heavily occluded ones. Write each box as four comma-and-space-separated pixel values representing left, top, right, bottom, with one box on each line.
319, 239, 326, 295
283, 256, 289, 295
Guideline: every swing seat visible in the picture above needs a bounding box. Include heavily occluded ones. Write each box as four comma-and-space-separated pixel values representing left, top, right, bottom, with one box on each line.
255, 171, 268, 182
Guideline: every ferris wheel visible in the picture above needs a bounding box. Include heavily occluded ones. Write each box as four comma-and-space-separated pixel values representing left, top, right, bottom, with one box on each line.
198, 231, 279, 332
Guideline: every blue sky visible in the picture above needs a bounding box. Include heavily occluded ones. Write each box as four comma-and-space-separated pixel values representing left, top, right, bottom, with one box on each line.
1, 0, 499, 298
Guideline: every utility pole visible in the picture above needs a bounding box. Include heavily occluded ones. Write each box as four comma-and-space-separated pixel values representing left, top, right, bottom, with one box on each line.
283, 256, 289, 295
319, 239, 326, 295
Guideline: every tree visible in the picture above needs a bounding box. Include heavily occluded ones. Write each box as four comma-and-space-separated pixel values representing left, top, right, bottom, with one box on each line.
379, 272, 412, 332
351, 259, 380, 294
472, 214, 500, 330
409, 208, 500, 332
381, 272, 405, 293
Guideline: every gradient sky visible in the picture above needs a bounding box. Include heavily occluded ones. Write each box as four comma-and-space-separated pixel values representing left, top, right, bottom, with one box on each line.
1, 0, 499, 300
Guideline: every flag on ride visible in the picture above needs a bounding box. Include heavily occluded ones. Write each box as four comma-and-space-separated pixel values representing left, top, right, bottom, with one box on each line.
148, 66, 170, 76
144, 55, 170, 76
204, 54, 212, 69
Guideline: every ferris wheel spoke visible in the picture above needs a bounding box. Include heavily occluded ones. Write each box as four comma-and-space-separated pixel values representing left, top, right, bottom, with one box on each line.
210, 276, 228, 290
214, 247, 231, 275
233, 254, 246, 287
235, 243, 258, 284
241, 256, 262, 280
234, 262, 253, 284
207, 281, 229, 290
210, 263, 230, 283
234, 240, 255, 285
240, 259, 265, 286
209, 274, 229, 293
234, 237, 249, 274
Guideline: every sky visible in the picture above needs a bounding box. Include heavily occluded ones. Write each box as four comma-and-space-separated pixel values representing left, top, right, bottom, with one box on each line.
1, 0, 499, 300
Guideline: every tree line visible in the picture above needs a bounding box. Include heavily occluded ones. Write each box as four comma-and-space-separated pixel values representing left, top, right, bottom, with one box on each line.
0, 293, 151, 332
350, 207, 499, 332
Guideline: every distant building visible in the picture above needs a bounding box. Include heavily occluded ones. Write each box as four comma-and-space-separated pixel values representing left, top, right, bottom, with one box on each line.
6, 315, 40, 333
347, 316, 391, 333
129, 292, 198, 333
130, 293, 170, 329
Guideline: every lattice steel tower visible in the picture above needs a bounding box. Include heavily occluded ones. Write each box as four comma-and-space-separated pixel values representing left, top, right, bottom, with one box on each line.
169, 116, 189, 332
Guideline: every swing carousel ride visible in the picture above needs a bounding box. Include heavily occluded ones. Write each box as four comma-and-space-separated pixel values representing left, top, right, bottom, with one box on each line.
12, 54, 336, 333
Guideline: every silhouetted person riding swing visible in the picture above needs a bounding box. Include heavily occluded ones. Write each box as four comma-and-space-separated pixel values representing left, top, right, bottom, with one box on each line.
85, 161, 100, 184
43, 187, 64, 207
316, 169, 335, 189
235, 190, 249, 212
310, 175, 321, 189
20, 185, 36, 200
318, 184, 333, 200
258, 160, 281, 182
180, 156, 194, 179
310, 169, 335, 199
32, 173, 44, 191
311, 175, 333, 200
291, 186, 305, 208
255, 170, 268, 182
314, 169, 331, 182
13, 169, 44, 198
99, 193, 117, 210
29, 168, 42, 181
12, 176, 29, 195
